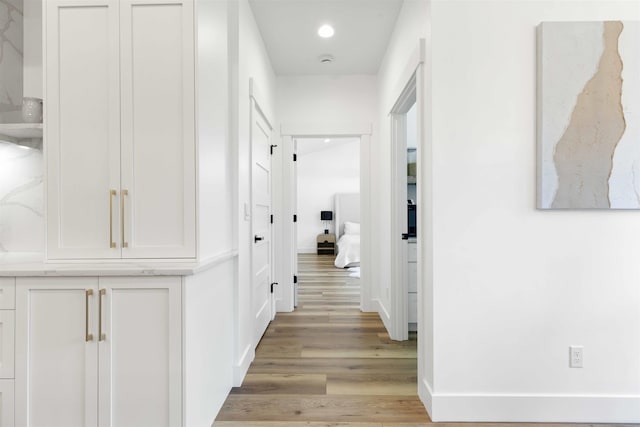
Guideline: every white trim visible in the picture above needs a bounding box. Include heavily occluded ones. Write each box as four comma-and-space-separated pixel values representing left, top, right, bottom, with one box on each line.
388, 39, 425, 114
279, 136, 296, 313
430, 393, 640, 423
281, 122, 372, 137
386, 39, 426, 343
191, 250, 238, 274
374, 298, 392, 334
249, 78, 274, 129
279, 129, 375, 315
232, 344, 255, 387
419, 378, 434, 419
359, 133, 373, 312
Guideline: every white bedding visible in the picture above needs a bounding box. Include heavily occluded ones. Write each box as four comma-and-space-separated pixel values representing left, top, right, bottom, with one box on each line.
334, 234, 360, 268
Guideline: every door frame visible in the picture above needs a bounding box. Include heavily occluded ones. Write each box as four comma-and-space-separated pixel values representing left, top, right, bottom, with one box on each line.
387, 39, 425, 341
278, 123, 373, 313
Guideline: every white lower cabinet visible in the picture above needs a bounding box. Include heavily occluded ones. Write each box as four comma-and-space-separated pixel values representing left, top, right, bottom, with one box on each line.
0, 278, 16, 427
0, 380, 15, 427
15, 276, 182, 427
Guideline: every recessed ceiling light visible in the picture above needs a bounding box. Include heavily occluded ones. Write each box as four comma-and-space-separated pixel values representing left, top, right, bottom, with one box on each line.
318, 24, 334, 38
324, 138, 331, 143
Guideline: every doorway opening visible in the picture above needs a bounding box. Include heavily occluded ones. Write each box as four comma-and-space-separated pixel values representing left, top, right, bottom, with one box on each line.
389, 59, 424, 342
278, 126, 373, 314
293, 137, 361, 308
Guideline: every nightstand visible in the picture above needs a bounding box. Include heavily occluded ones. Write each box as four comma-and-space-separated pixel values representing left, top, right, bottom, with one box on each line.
317, 233, 336, 255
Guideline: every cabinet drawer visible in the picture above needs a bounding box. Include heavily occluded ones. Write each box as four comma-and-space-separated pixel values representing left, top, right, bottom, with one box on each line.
408, 292, 418, 323
0, 279, 15, 310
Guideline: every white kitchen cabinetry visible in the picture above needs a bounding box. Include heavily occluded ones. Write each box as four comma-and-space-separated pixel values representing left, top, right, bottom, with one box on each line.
0, 278, 15, 427
46, 0, 196, 260
15, 276, 182, 427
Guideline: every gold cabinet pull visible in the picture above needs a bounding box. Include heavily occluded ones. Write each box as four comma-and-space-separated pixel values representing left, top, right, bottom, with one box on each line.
86, 289, 94, 342
121, 189, 128, 248
99, 288, 106, 341
109, 190, 117, 248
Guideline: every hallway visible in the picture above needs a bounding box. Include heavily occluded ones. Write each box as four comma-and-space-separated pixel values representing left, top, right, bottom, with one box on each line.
214, 254, 429, 425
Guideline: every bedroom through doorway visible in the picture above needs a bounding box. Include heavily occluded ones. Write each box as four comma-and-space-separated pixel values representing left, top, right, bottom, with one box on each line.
293, 137, 362, 309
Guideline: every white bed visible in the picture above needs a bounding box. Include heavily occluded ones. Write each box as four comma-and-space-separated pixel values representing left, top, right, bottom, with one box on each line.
333, 193, 361, 268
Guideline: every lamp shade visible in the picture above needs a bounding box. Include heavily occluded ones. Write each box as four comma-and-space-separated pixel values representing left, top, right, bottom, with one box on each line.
320, 211, 333, 221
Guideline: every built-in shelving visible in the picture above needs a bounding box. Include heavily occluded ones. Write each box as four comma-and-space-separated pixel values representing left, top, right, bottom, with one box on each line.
0, 123, 43, 143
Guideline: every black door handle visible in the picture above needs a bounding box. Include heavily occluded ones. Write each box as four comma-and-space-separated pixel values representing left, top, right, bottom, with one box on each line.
254, 235, 264, 243
401, 233, 409, 240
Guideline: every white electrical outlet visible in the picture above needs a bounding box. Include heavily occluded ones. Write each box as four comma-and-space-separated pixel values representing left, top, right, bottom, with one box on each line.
570, 345, 583, 368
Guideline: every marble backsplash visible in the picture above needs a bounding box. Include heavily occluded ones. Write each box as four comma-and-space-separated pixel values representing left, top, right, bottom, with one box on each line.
0, 141, 43, 252
0, 0, 23, 123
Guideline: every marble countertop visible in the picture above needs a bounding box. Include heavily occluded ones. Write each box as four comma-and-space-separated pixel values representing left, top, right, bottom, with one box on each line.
0, 252, 237, 277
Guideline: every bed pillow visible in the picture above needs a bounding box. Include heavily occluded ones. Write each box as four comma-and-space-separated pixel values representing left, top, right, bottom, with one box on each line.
344, 222, 361, 235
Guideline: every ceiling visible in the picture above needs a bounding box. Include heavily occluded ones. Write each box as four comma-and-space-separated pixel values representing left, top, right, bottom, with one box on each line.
296, 137, 360, 156
249, 0, 404, 75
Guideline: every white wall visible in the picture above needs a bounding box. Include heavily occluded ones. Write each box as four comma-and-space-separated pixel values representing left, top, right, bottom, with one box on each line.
0, 0, 23, 122
196, 0, 233, 261
428, 0, 640, 422
277, 75, 377, 126
23, 0, 41, 98
0, 141, 43, 252
276, 74, 377, 311
375, 0, 431, 400
296, 140, 360, 253
230, 0, 277, 385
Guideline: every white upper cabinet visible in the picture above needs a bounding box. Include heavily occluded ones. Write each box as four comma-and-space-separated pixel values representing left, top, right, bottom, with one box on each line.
46, 0, 196, 260
46, 0, 121, 260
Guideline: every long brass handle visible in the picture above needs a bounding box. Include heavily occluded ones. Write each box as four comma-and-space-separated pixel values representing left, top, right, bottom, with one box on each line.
99, 288, 106, 341
86, 289, 94, 342
109, 190, 116, 248
121, 189, 128, 248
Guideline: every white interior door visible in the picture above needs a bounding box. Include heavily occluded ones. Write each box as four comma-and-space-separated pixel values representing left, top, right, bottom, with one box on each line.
251, 98, 273, 346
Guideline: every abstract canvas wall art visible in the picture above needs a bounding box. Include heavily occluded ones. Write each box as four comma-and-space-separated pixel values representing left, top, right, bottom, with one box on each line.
537, 21, 640, 209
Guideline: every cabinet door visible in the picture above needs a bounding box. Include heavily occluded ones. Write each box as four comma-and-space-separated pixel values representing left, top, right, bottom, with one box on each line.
0, 312, 15, 379
0, 380, 14, 427
119, 0, 196, 259
46, 0, 122, 260
98, 277, 182, 427
15, 278, 99, 427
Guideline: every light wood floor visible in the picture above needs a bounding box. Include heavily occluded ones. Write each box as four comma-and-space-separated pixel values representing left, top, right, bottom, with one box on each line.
214, 254, 428, 426
213, 255, 634, 427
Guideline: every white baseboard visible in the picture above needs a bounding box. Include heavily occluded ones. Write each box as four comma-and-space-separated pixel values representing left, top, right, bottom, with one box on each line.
419, 378, 434, 419
374, 298, 392, 334
297, 247, 316, 254
429, 392, 640, 423
232, 344, 255, 387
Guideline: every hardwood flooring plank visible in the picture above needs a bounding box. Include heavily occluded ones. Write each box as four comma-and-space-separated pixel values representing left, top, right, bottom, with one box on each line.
301, 348, 416, 359
232, 374, 327, 395
215, 395, 430, 423
326, 373, 417, 396
214, 422, 382, 427
247, 358, 418, 375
